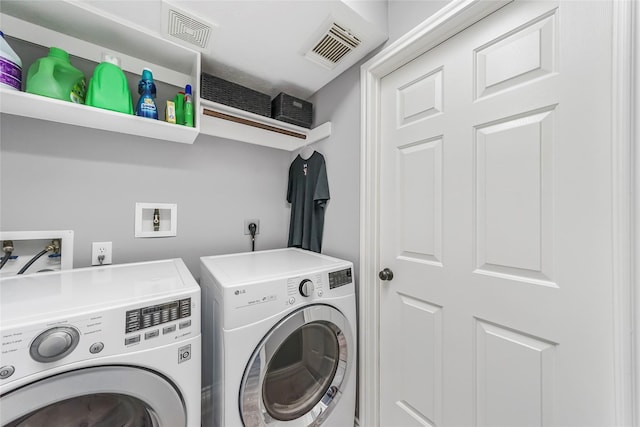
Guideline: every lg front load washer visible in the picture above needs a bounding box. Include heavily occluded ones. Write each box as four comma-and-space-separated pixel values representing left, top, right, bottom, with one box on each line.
0, 259, 201, 427
200, 248, 357, 427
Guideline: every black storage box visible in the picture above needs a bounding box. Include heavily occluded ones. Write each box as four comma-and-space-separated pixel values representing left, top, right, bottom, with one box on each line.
200, 72, 271, 117
271, 92, 313, 128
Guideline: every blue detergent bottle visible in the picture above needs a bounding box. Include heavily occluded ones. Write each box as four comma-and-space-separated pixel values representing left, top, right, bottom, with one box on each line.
136, 68, 158, 119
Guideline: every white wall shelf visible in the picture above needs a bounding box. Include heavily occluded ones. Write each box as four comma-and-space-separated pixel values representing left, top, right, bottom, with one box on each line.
0, 2, 200, 144
199, 99, 331, 151
0, 88, 199, 144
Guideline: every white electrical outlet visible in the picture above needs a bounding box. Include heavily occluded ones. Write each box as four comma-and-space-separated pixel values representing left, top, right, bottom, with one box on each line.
92, 242, 112, 266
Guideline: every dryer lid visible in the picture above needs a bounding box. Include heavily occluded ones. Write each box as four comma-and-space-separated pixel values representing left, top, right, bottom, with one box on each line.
201, 248, 351, 286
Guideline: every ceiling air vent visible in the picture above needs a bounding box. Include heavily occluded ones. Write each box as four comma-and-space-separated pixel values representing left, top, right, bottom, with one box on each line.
306, 22, 361, 69
161, 1, 214, 51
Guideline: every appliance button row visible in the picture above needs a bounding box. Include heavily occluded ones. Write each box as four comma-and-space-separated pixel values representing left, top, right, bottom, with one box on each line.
0, 365, 15, 380
125, 335, 141, 345
179, 320, 191, 329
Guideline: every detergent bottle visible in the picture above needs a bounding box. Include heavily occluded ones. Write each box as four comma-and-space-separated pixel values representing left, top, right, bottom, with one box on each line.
135, 68, 158, 119
0, 30, 22, 91
26, 47, 86, 103
85, 53, 133, 114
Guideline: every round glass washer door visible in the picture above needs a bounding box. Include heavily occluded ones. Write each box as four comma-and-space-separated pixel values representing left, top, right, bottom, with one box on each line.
1, 366, 186, 427
240, 304, 353, 427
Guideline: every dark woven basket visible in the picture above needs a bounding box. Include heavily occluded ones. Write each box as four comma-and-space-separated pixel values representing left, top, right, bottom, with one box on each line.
200, 72, 271, 117
271, 92, 313, 128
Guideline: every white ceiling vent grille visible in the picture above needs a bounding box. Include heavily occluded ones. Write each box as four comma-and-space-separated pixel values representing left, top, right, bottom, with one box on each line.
306, 22, 361, 69
161, 2, 214, 51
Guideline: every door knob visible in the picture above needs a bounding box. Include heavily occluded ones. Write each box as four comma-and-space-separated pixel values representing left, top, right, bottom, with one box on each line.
378, 268, 394, 281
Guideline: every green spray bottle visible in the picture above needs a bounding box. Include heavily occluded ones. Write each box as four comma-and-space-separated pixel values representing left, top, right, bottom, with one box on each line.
184, 84, 194, 127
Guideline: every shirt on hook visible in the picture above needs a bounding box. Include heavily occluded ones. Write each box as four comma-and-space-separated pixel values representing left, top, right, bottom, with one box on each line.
286, 151, 330, 253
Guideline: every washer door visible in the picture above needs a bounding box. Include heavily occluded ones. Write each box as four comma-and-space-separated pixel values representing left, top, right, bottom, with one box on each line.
240, 304, 353, 427
1, 366, 186, 427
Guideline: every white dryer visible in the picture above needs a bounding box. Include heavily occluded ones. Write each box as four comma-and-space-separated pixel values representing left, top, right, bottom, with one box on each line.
0, 259, 201, 427
200, 248, 356, 427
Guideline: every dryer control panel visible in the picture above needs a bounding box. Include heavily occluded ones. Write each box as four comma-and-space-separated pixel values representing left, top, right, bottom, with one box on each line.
218, 260, 355, 330
328, 268, 353, 289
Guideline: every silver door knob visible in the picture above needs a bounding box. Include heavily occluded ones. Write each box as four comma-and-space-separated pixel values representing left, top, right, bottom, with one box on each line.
379, 268, 394, 281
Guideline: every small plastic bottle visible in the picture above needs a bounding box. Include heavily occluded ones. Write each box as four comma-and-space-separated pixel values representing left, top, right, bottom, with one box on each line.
184, 84, 194, 127
135, 68, 158, 120
0, 30, 22, 91
174, 92, 185, 125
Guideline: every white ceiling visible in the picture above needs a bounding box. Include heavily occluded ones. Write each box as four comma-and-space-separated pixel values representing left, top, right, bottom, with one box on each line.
83, 0, 389, 99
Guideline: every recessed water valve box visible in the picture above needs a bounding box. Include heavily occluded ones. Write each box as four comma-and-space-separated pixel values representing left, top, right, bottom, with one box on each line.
135, 203, 177, 238
0, 230, 74, 277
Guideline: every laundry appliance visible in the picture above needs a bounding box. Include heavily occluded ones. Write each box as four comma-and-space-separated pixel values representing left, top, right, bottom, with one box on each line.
0, 259, 201, 427
200, 248, 356, 427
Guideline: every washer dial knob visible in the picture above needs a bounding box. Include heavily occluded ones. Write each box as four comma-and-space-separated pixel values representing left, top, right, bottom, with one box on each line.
30, 326, 80, 363
299, 279, 315, 297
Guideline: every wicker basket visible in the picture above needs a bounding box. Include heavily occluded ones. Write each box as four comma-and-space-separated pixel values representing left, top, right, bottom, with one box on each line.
271, 92, 313, 128
200, 72, 271, 117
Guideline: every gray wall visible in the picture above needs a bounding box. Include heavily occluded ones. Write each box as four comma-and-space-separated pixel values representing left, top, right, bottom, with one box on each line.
388, 0, 450, 43
302, 62, 362, 269
0, 115, 290, 278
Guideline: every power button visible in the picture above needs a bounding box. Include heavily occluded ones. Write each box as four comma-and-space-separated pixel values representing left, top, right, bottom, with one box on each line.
89, 342, 104, 354
0, 365, 15, 380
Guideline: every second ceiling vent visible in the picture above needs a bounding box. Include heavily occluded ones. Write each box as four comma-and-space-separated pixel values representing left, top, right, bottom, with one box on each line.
305, 22, 361, 69
162, 1, 214, 51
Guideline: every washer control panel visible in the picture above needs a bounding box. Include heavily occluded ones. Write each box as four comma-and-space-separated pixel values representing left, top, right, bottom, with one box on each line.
1, 292, 199, 384
125, 298, 191, 333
